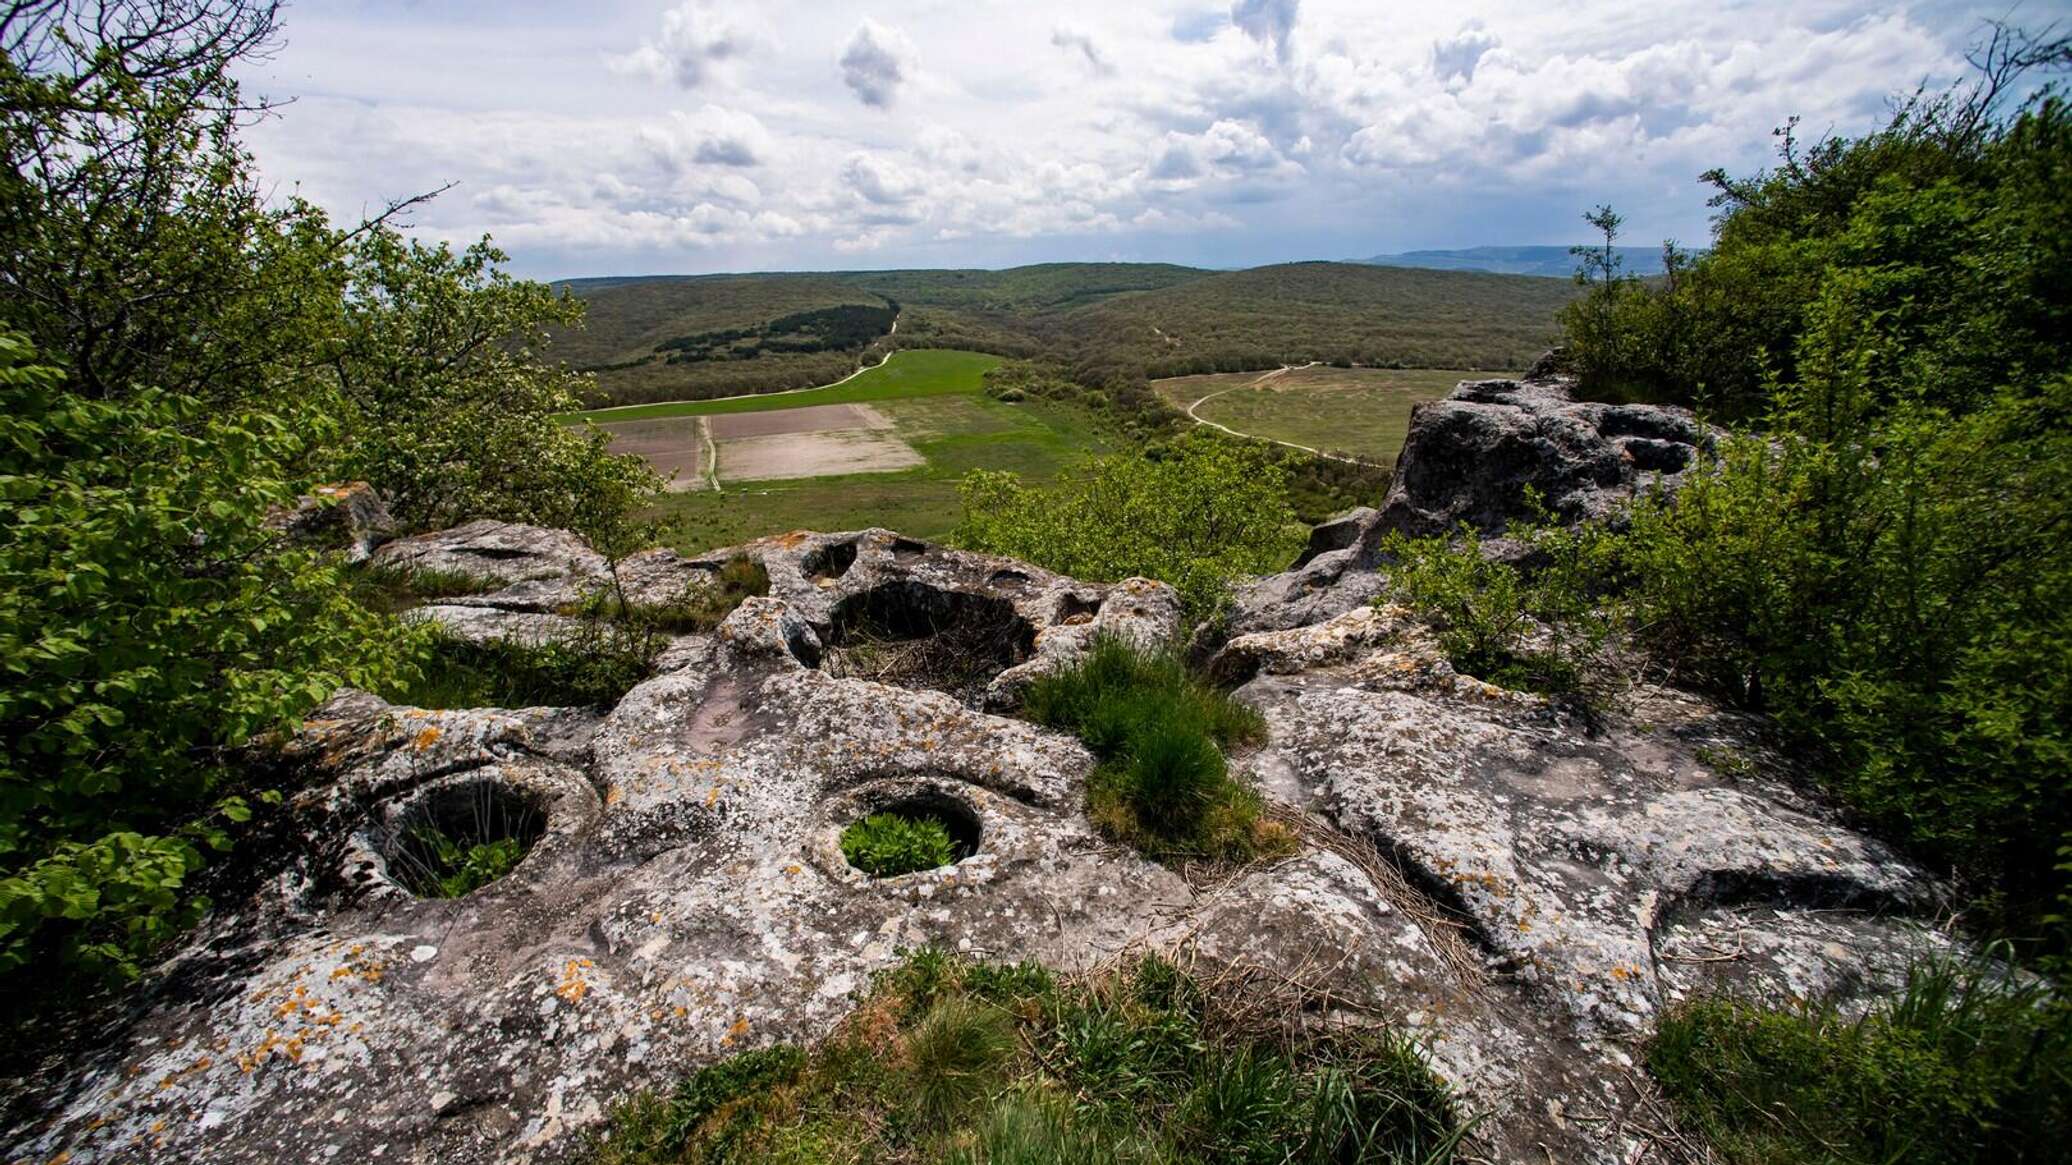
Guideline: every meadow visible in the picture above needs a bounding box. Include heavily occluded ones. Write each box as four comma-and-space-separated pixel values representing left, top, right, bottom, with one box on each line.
1154, 366, 1480, 464
570, 349, 1117, 549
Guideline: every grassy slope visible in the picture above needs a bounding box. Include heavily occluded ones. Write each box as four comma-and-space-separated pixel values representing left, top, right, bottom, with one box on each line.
571, 349, 1001, 421
1058, 261, 1578, 374
1155, 366, 1477, 463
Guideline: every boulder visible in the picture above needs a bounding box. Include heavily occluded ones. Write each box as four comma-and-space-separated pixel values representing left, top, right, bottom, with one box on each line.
263, 481, 397, 562
1, 529, 1954, 1165
1378, 374, 1707, 539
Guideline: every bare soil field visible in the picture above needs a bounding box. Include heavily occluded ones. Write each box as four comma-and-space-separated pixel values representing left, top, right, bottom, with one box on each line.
718, 429, 924, 482
707, 403, 892, 440
596, 417, 711, 491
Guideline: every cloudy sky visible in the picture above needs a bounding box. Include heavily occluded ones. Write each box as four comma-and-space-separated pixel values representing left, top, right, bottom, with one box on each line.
238, 0, 2016, 279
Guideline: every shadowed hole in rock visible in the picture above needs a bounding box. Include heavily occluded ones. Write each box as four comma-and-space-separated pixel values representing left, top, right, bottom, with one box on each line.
890, 537, 928, 561
988, 568, 1032, 586
822, 582, 1035, 703
804, 539, 858, 581
1054, 592, 1102, 625
381, 779, 546, 899
840, 792, 982, 877
459, 546, 531, 561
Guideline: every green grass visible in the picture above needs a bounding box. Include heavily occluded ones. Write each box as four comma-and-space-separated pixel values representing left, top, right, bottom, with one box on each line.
569, 350, 1003, 422
652, 386, 1115, 550
1021, 636, 1289, 863
1648, 953, 2070, 1164
593, 949, 1466, 1165
1156, 366, 1477, 464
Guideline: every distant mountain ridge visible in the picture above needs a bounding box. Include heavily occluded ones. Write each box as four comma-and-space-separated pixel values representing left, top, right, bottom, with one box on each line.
1360, 245, 1676, 279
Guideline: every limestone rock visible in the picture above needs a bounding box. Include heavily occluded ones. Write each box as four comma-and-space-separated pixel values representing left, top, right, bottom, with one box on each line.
1, 529, 1955, 1165
370, 519, 607, 587
1378, 375, 1707, 539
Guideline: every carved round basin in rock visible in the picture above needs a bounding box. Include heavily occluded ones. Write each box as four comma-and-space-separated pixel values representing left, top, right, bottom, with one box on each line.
840, 791, 982, 878
381, 778, 546, 898
814, 779, 997, 886
335, 761, 603, 903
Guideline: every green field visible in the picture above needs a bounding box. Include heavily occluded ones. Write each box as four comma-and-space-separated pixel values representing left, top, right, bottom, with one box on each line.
619, 350, 1114, 550
1154, 366, 1480, 464
571, 349, 1002, 422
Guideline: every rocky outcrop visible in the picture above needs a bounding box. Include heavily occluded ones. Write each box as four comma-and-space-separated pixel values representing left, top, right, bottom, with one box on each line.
1378, 374, 1708, 539
0, 516, 1953, 1165
1218, 371, 1708, 642
264, 481, 397, 562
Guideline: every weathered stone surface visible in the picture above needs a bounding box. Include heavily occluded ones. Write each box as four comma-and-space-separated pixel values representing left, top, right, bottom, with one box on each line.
1378, 374, 1707, 539
1219, 507, 1394, 641
2, 527, 1954, 1165
264, 481, 397, 562
1218, 372, 1709, 645
371, 519, 607, 587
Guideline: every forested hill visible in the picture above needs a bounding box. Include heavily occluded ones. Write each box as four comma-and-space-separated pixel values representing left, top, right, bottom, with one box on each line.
555, 260, 1574, 406
1361, 245, 1674, 278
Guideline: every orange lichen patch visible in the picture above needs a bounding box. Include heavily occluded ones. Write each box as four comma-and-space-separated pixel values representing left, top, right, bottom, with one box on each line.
705, 785, 721, 807
154, 1055, 215, 1092
783, 864, 802, 877
777, 531, 810, 548
327, 947, 390, 986
604, 785, 624, 806
411, 726, 443, 750
555, 958, 596, 1006
720, 1016, 751, 1047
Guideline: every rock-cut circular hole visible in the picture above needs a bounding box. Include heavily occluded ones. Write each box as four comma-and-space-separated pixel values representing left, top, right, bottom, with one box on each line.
382, 779, 546, 898
839, 792, 982, 878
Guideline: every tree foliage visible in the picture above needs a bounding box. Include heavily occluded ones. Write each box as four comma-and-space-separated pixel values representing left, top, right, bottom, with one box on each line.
0, 1, 654, 989
1535, 32, 2072, 954
956, 433, 1303, 619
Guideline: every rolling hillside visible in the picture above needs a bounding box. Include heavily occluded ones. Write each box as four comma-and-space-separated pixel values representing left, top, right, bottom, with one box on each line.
1360, 245, 1674, 278
554, 260, 1572, 406
1048, 261, 1578, 376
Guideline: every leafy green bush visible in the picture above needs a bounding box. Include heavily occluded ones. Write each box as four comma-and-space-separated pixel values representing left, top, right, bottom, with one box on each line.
331, 229, 660, 535
595, 949, 1465, 1165
1649, 954, 2071, 1164
0, 3, 663, 995
1379, 509, 1620, 703
840, 812, 958, 877
1544, 45, 2072, 956
1021, 636, 1283, 861
957, 433, 1303, 619
0, 338, 415, 984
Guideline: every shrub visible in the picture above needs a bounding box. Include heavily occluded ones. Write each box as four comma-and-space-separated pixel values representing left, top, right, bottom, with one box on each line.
396, 828, 525, 899
957, 433, 1304, 619
0, 338, 415, 985
840, 812, 958, 877
1649, 954, 2071, 1164
1378, 506, 1621, 705
1021, 636, 1282, 862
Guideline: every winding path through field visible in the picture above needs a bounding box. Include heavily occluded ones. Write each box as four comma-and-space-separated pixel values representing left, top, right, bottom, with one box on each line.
1179, 363, 1384, 466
